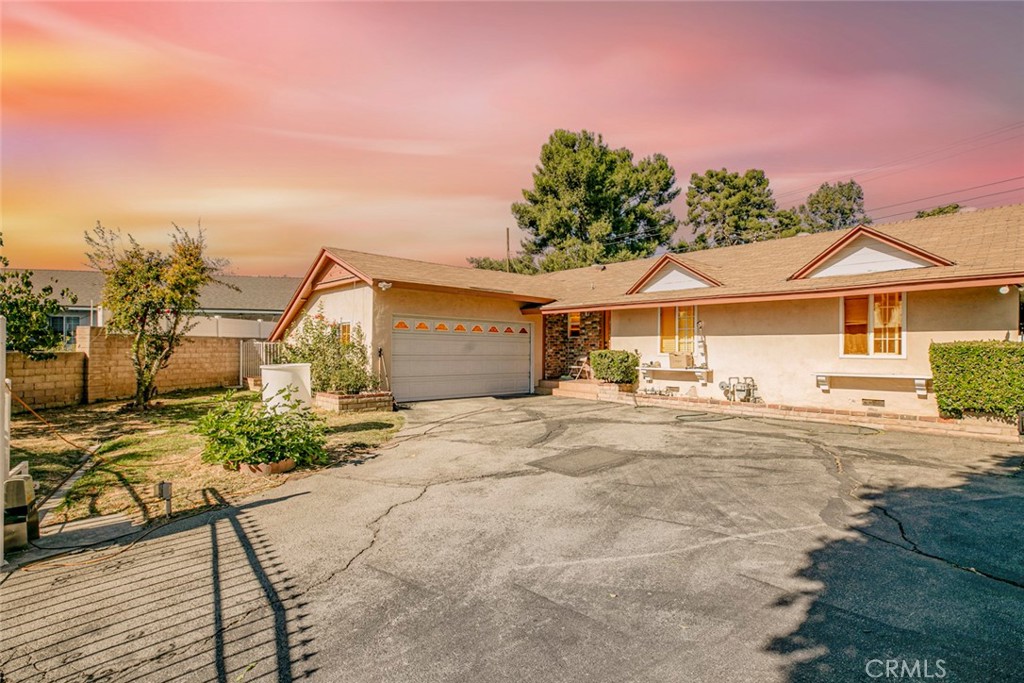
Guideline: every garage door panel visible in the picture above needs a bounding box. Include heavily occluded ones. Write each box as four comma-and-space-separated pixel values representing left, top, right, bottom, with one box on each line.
391, 316, 532, 401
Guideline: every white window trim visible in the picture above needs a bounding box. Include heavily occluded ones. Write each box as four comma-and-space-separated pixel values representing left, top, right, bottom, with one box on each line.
657, 305, 698, 355
838, 292, 907, 359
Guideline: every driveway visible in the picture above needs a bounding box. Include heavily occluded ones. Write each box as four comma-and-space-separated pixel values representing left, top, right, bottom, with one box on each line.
2, 396, 1022, 682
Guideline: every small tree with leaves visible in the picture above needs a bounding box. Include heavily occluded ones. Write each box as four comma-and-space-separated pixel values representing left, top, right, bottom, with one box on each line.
0, 234, 78, 359
915, 203, 960, 219
86, 223, 230, 409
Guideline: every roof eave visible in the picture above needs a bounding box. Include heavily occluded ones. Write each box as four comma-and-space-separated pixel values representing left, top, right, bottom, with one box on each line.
535, 271, 1024, 314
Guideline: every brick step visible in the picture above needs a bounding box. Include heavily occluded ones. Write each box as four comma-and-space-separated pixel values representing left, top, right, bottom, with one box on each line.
534, 386, 554, 396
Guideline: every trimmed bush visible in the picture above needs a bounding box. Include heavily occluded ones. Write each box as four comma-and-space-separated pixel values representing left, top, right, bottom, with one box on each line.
197, 389, 328, 467
929, 341, 1024, 419
590, 350, 639, 384
283, 305, 379, 394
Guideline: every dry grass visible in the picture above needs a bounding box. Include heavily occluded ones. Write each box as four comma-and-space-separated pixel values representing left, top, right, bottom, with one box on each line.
11, 390, 403, 526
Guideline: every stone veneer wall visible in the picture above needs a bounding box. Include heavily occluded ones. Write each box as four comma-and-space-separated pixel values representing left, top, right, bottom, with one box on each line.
6, 351, 86, 412
543, 312, 606, 379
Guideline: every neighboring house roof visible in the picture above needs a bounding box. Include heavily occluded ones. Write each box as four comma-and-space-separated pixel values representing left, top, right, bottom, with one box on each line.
269, 203, 1024, 339
16, 270, 301, 314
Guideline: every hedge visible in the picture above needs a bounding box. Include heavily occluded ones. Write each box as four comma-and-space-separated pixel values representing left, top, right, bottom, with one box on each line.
590, 350, 639, 384
929, 341, 1024, 419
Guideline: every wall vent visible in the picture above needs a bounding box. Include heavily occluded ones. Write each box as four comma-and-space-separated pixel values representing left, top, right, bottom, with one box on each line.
862, 398, 885, 408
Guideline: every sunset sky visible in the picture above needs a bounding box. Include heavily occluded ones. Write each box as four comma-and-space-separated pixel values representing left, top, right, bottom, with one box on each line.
3, 2, 1023, 276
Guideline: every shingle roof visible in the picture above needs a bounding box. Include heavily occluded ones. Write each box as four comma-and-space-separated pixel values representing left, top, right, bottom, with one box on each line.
317, 205, 1024, 312
324, 248, 557, 300
17, 270, 301, 313
532, 204, 1024, 310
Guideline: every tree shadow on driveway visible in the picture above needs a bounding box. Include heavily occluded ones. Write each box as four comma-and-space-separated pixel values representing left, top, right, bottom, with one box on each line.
766, 454, 1024, 682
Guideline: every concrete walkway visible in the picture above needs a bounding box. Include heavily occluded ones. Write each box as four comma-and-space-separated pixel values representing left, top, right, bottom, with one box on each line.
1, 396, 1021, 682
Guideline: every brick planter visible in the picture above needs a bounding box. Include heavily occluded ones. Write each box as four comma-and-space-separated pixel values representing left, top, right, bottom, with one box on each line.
314, 391, 394, 413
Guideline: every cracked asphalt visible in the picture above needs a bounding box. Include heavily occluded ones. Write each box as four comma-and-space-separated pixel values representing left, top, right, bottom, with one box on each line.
2, 395, 1022, 682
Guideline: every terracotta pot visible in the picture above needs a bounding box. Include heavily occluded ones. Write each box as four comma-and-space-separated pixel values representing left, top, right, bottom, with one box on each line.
242, 458, 296, 476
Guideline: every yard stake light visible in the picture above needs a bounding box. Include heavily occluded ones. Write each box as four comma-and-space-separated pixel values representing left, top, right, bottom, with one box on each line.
154, 481, 172, 518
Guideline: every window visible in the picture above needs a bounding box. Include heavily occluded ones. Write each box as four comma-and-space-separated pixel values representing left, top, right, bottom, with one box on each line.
659, 306, 696, 354
48, 315, 81, 349
339, 322, 351, 344
568, 312, 581, 338
841, 293, 903, 356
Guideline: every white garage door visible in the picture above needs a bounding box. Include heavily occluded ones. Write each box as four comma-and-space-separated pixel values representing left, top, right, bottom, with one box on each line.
391, 316, 532, 402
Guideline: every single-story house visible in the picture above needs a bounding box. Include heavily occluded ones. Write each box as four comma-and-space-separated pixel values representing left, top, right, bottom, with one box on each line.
25, 270, 301, 343
271, 204, 1024, 418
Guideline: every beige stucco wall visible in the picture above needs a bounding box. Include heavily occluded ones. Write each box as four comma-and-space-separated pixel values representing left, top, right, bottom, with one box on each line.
301, 283, 376, 347
372, 287, 542, 389
610, 286, 1018, 416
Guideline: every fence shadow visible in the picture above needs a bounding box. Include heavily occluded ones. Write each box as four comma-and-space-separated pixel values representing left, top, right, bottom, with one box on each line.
0, 491, 317, 683
766, 454, 1024, 682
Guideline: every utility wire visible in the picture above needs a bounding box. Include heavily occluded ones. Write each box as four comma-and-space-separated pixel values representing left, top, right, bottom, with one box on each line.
865, 175, 1024, 213
851, 133, 1024, 187
872, 186, 1024, 222
774, 121, 1024, 201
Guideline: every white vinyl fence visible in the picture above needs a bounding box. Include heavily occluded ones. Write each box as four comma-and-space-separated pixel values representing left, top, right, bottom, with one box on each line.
191, 316, 276, 339
239, 340, 286, 384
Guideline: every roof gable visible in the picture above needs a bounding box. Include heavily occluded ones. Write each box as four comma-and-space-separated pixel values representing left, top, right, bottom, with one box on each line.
789, 226, 954, 280
627, 255, 722, 294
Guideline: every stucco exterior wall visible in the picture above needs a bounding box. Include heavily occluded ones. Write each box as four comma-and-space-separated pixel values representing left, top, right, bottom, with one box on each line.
300, 283, 376, 348
610, 287, 1018, 416
371, 287, 541, 390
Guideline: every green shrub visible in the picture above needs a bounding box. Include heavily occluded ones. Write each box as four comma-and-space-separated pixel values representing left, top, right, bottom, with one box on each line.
590, 349, 639, 384
929, 341, 1024, 419
197, 389, 327, 466
283, 306, 379, 394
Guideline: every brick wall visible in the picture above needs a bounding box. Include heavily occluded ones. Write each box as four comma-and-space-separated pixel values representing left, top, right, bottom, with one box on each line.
6, 352, 86, 412
314, 391, 394, 413
544, 312, 606, 379
77, 327, 243, 403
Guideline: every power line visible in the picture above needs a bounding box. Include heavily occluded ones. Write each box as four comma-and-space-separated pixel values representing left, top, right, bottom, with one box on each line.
852, 133, 1024, 187
774, 121, 1024, 201
872, 186, 1024, 222
865, 175, 1024, 213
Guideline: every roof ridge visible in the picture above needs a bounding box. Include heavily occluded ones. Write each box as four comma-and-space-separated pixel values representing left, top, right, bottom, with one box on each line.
326, 246, 539, 279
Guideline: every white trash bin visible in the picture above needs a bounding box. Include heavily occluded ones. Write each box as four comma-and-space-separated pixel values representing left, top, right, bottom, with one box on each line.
260, 363, 312, 412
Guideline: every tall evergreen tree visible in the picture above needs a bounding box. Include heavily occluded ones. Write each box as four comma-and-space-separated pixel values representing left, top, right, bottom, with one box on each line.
470, 130, 680, 272
798, 180, 871, 232
684, 168, 779, 248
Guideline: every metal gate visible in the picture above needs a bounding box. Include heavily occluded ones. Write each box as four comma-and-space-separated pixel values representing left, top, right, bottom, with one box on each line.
239, 340, 285, 384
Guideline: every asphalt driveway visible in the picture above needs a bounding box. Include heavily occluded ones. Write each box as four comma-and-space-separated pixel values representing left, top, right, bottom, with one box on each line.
2, 396, 1022, 682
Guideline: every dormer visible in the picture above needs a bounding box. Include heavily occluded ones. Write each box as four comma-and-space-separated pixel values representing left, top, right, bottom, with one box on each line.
789, 226, 954, 280
627, 254, 722, 294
